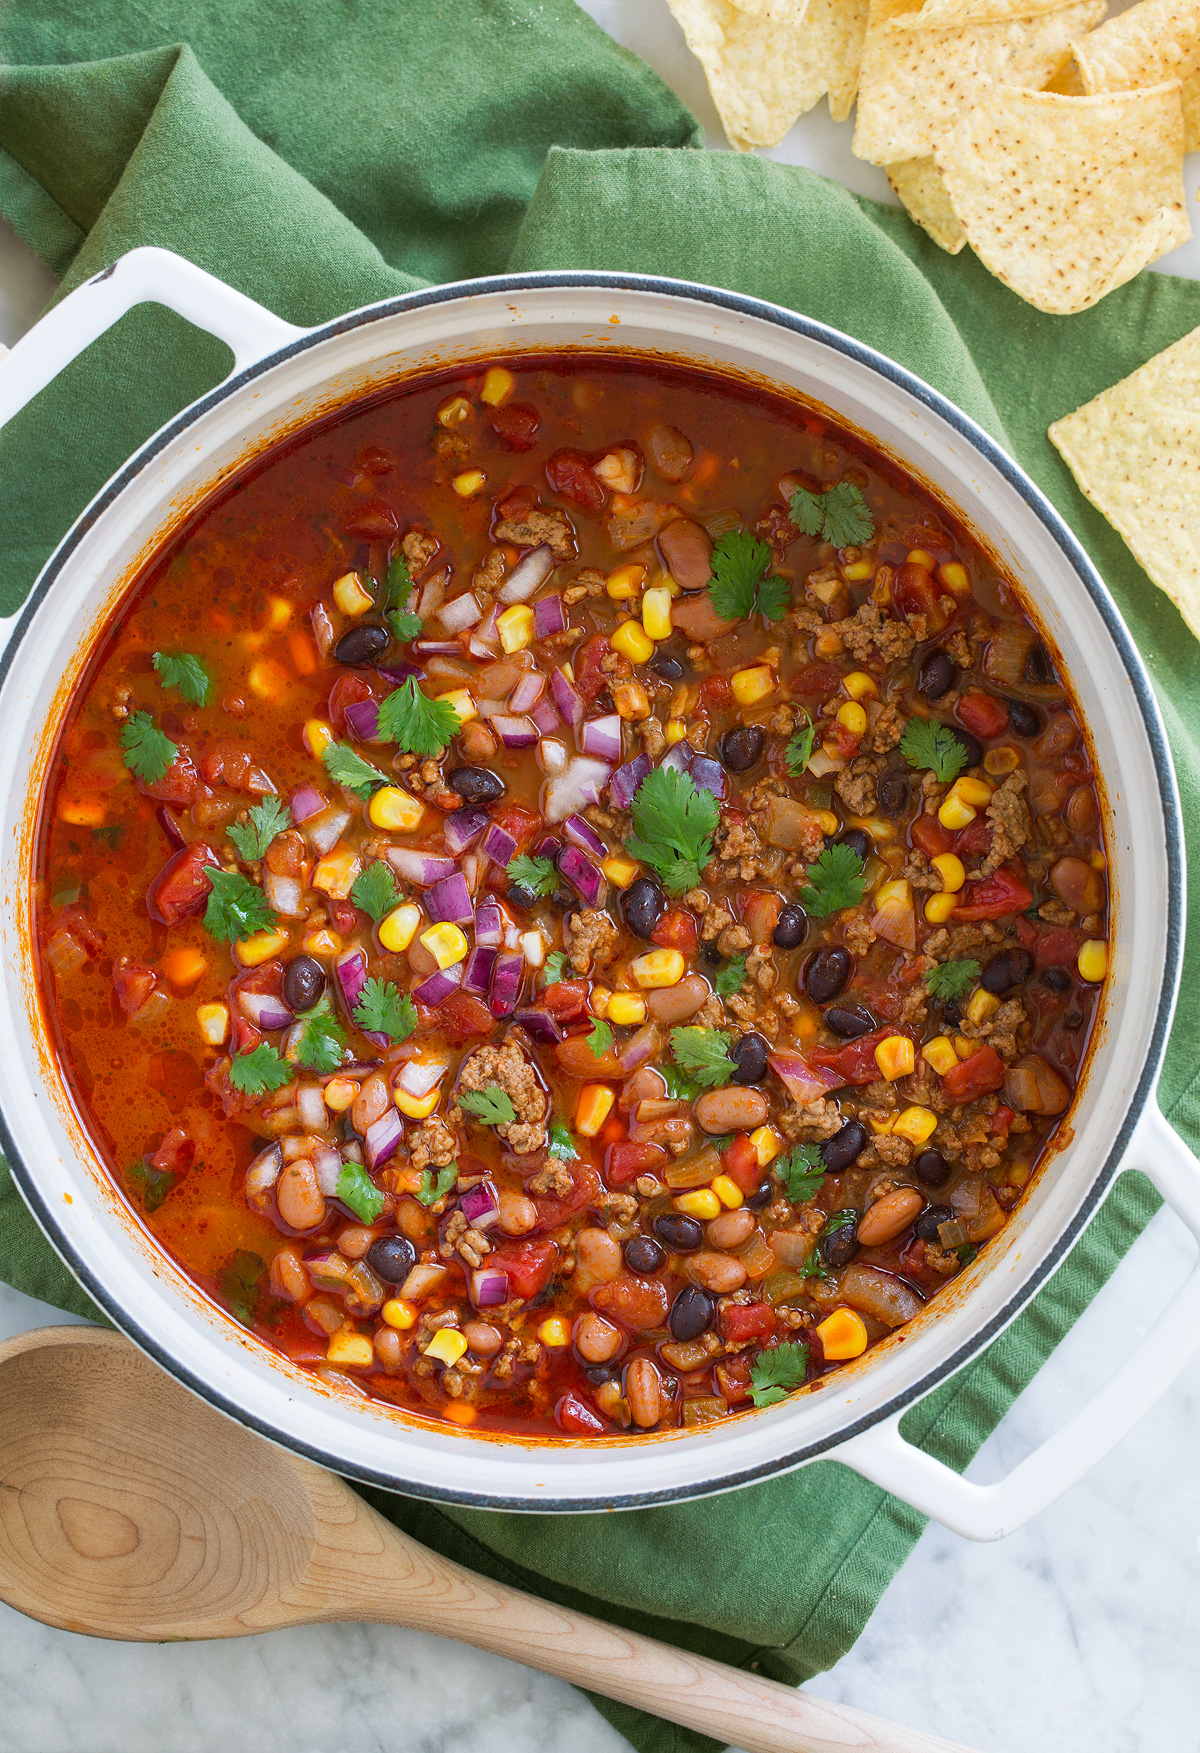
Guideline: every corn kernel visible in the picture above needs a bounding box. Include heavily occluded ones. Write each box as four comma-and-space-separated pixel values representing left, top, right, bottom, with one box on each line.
841, 560, 874, 582
711, 1175, 744, 1210
436, 688, 477, 728
938, 793, 977, 831
480, 366, 515, 406
731, 665, 776, 706
327, 1329, 375, 1368
750, 1125, 782, 1167
332, 571, 373, 616
809, 571, 844, 605
266, 595, 292, 630
955, 1035, 976, 1059
607, 992, 647, 1026
675, 1188, 721, 1220
437, 395, 471, 429
893, 1105, 938, 1146
816, 1308, 869, 1361
868, 1113, 895, 1136
497, 603, 534, 653
924, 892, 958, 924
324, 1076, 359, 1112
1078, 939, 1108, 983
382, 1298, 417, 1330
938, 560, 971, 596
162, 947, 207, 988
665, 718, 687, 745
303, 717, 334, 758
235, 929, 290, 967
452, 469, 486, 498
815, 809, 840, 837
966, 987, 1001, 1025
312, 848, 361, 900
629, 948, 685, 989
248, 657, 291, 698
846, 815, 894, 844
875, 1034, 916, 1081
424, 1328, 469, 1367
420, 922, 468, 969
837, 701, 868, 737
302, 928, 342, 957
378, 903, 421, 953
931, 853, 966, 893
814, 629, 844, 658
873, 876, 911, 910
1090, 850, 1107, 871
612, 619, 654, 665
921, 1036, 959, 1076
589, 987, 612, 1018
906, 548, 936, 570
606, 563, 646, 601
642, 586, 673, 641
538, 1316, 571, 1348
842, 671, 878, 700
954, 776, 994, 807
984, 747, 1021, 778
612, 678, 651, 720
601, 853, 638, 888
367, 786, 425, 832
575, 1083, 616, 1137
196, 1002, 229, 1046
58, 797, 107, 827
395, 1086, 440, 1121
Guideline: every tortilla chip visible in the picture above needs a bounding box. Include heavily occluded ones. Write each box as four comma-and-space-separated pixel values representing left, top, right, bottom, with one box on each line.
936, 84, 1189, 315
887, 158, 967, 252
1071, 0, 1200, 152
667, 0, 868, 146
890, 0, 1079, 24
852, 0, 1105, 166
1049, 326, 1200, 640
724, 0, 810, 21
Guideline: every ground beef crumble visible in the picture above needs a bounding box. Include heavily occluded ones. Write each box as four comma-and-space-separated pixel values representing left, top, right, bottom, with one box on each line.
835, 601, 916, 664
409, 1116, 458, 1175
979, 772, 1033, 879
494, 506, 577, 561
453, 1040, 548, 1155
565, 908, 620, 974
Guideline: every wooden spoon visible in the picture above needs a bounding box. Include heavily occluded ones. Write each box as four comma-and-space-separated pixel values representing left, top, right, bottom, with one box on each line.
0, 1326, 977, 1753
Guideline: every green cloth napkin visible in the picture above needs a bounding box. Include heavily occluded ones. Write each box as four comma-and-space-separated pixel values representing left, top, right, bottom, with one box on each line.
2, 11, 1199, 1753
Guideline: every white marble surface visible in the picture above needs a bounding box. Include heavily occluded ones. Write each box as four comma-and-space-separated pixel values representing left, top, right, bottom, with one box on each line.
3, 11, 1200, 1746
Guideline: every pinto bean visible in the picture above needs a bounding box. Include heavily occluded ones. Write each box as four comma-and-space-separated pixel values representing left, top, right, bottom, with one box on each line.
625, 1357, 664, 1428
463, 1320, 504, 1357
1065, 785, 1098, 835
1049, 855, 1105, 916
351, 1071, 390, 1136
670, 592, 737, 642
496, 1188, 538, 1235
337, 1224, 377, 1260
573, 1226, 623, 1292
1035, 711, 1078, 758
694, 1085, 769, 1134
268, 1246, 310, 1304
856, 1187, 924, 1247
647, 423, 694, 482
573, 1311, 624, 1363
276, 1157, 326, 1231
686, 1250, 747, 1293
656, 517, 712, 591
591, 1271, 670, 1331
1005, 1053, 1073, 1115
374, 1327, 404, 1371
646, 974, 710, 1023
706, 1207, 756, 1250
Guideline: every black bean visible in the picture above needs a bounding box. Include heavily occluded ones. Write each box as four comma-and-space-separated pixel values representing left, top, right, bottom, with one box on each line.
332, 623, 390, 666
668, 1284, 717, 1341
508, 884, 537, 911
652, 654, 684, 681
918, 650, 956, 700
825, 1005, 876, 1039
1025, 644, 1054, 685
448, 765, 506, 806
731, 1032, 769, 1085
821, 1120, 868, 1173
773, 901, 809, 949
952, 728, 984, 770
914, 1148, 952, 1187
282, 954, 326, 1014
701, 940, 723, 967
366, 1235, 418, 1284
621, 877, 667, 940
653, 1213, 704, 1253
914, 1204, 953, 1243
981, 946, 1035, 995
1043, 967, 1072, 993
877, 768, 910, 817
1006, 698, 1042, 738
820, 1217, 861, 1269
838, 829, 871, 861
585, 1365, 612, 1384
718, 724, 766, 773
624, 1235, 665, 1274
745, 1182, 773, 1210
804, 945, 852, 1004
1064, 1007, 1085, 1030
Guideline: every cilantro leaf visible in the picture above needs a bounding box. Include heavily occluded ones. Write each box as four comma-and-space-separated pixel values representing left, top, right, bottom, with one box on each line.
542, 951, 568, 986
628, 767, 719, 897
125, 1161, 178, 1214
660, 1062, 703, 1104
351, 859, 400, 922
823, 1209, 858, 1239
788, 481, 875, 549
924, 958, 981, 1002
799, 843, 865, 918
153, 650, 211, 707
353, 979, 417, 1043
777, 1142, 826, 1204
119, 712, 178, 784
714, 956, 747, 998
92, 823, 126, 850
376, 676, 461, 757
322, 741, 391, 799
507, 853, 557, 898
756, 572, 792, 621
459, 1085, 517, 1126
228, 1042, 292, 1097
707, 529, 788, 623
416, 1163, 458, 1207
389, 608, 424, 642
292, 998, 348, 1072
219, 1249, 266, 1325
336, 1161, 386, 1224
670, 1025, 737, 1089
548, 1117, 578, 1160
788, 486, 825, 538
899, 718, 969, 785
227, 795, 291, 863
385, 554, 415, 608
749, 1339, 811, 1408
587, 1018, 615, 1057
784, 712, 816, 776
202, 867, 276, 942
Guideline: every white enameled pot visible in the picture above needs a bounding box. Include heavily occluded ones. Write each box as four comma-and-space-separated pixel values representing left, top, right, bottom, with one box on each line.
0, 247, 1196, 1540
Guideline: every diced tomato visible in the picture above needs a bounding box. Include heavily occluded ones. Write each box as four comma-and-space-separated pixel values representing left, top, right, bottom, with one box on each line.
739, 889, 783, 942
721, 1133, 762, 1194
1014, 916, 1080, 968
204, 1055, 254, 1118
542, 979, 589, 1022
715, 1351, 754, 1406
992, 1105, 1014, 1139
828, 721, 861, 760
789, 661, 843, 700
556, 1391, 606, 1436
573, 633, 612, 704
954, 817, 992, 856
810, 1024, 904, 1086
150, 1125, 195, 1175
555, 1035, 624, 1078
139, 746, 201, 806
533, 1163, 602, 1229
957, 691, 1010, 740
230, 1013, 263, 1056
893, 562, 946, 630
494, 483, 536, 524
591, 1271, 670, 1331
941, 1043, 1006, 1102
146, 842, 217, 926
910, 815, 953, 858
701, 674, 732, 708
953, 864, 1032, 922
650, 907, 698, 956
488, 1237, 559, 1300
328, 897, 360, 935
327, 673, 376, 738
342, 498, 398, 538
113, 961, 156, 1016
492, 403, 541, 452
604, 1140, 667, 1186
719, 1302, 775, 1346
491, 802, 542, 849
545, 448, 606, 513
438, 991, 495, 1044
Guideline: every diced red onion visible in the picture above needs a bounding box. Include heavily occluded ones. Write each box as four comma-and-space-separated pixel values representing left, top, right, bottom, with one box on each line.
313, 1146, 343, 1197
307, 804, 351, 856
394, 1058, 447, 1098
238, 990, 295, 1031
402, 1262, 450, 1300
470, 1268, 510, 1308
459, 1179, 500, 1229
462, 946, 498, 994
492, 714, 539, 750
156, 805, 186, 850
689, 755, 727, 800
533, 594, 568, 639
582, 713, 622, 763
609, 753, 652, 811
530, 695, 561, 736
480, 822, 517, 867
513, 1007, 564, 1045
414, 964, 464, 1007
426, 870, 474, 927
290, 784, 325, 823
499, 543, 554, 604
311, 602, 334, 657
490, 951, 525, 1018
436, 590, 483, 633
475, 901, 503, 947
411, 639, 462, 658
532, 833, 560, 859
544, 755, 613, 823
245, 1143, 283, 1214
443, 808, 488, 855
343, 698, 381, 742
365, 1108, 404, 1170
508, 670, 546, 714
768, 1051, 844, 1104
557, 845, 605, 907
263, 869, 304, 918
564, 813, 606, 860
472, 603, 501, 649
385, 847, 457, 886
417, 572, 447, 619
619, 1022, 661, 1072
335, 949, 369, 1013
550, 665, 584, 728
377, 662, 422, 686
659, 740, 694, 776
297, 1084, 327, 1130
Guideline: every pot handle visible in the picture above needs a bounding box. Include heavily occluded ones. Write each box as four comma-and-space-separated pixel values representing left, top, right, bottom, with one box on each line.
0, 245, 308, 432
832, 1098, 1200, 1540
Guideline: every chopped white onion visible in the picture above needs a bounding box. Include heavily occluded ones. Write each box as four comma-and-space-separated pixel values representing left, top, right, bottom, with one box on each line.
263, 870, 304, 917
521, 930, 547, 968
297, 1085, 327, 1130
537, 737, 568, 775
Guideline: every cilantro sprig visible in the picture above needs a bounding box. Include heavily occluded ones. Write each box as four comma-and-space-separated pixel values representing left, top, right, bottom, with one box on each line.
291, 997, 348, 1072
628, 767, 719, 897
353, 979, 417, 1043
227, 796, 291, 863
789, 481, 875, 549
229, 1042, 292, 1097
322, 741, 391, 799
587, 1018, 615, 1058
351, 859, 400, 923
202, 868, 276, 943
153, 650, 211, 707
376, 676, 461, 756
125, 1161, 178, 1214
707, 530, 790, 624
900, 718, 969, 785
336, 1161, 386, 1224
508, 853, 557, 898
220, 1249, 266, 1325
749, 1339, 811, 1408
784, 712, 817, 776
670, 1026, 737, 1089
714, 956, 746, 998
548, 1117, 578, 1160
416, 1163, 458, 1207
386, 554, 423, 642
777, 1142, 826, 1204
542, 951, 568, 986
924, 958, 980, 1002
120, 712, 178, 785
799, 843, 866, 918
459, 1085, 517, 1126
